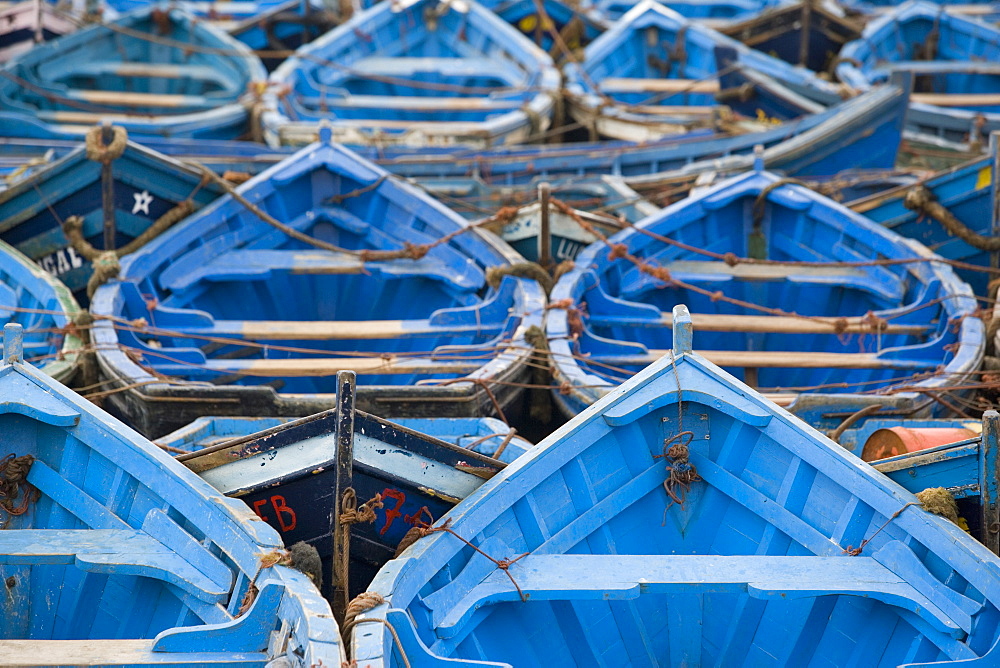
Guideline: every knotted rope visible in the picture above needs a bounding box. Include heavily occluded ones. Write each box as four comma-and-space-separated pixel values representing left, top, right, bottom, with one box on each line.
655, 431, 699, 512
486, 262, 554, 295
903, 185, 1000, 251
0, 454, 37, 523
84, 125, 128, 163
338, 489, 383, 612
344, 591, 385, 630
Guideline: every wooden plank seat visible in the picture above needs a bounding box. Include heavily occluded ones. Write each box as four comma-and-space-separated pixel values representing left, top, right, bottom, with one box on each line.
173, 318, 504, 341
62, 89, 212, 109
592, 349, 936, 370
0, 529, 228, 601
303, 94, 523, 111
598, 78, 721, 94
0, 640, 268, 666
63, 62, 229, 81
345, 56, 511, 79
194, 355, 486, 377
878, 61, 1000, 76
910, 92, 1000, 107
624, 260, 903, 303
588, 312, 929, 336
159, 249, 470, 292
429, 554, 966, 639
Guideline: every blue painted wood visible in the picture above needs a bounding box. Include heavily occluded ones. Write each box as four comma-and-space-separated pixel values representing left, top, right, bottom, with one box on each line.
0, 238, 82, 384
848, 153, 994, 296
181, 407, 531, 600
0, 8, 267, 141
563, 0, 841, 141
479, 0, 605, 53
837, 0, 1000, 145
350, 305, 1000, 667
262, 0, 561, 147
547, 168, 984, 430
589, 0, 783, 23
89, 134, 546, 438
0, 322, 343, 666
0, 136, 224, 303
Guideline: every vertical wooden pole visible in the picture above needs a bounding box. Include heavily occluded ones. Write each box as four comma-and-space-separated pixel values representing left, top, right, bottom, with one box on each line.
980, 410, 999, 555
331, 370, 356, 620
100, 122, 116, 251
538, 182, 551, 268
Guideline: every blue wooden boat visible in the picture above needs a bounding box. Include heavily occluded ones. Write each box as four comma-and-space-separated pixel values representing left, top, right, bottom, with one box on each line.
720, 0, 861, 73
563, 0, 838, 141
350, 305, 1000, 667
587, 0, 782, 24
0, 238, 82, 385
0, 322, 343, 665
0, 7, 267, 141
89, 130, 546, 438
0, 76, 909, 187
0, 0, 76, 63
224, 0, 336, 70
179, 375, 531, 600
0, 128, 224, 303
262, 0, 561, 148
837, 0, 1000, 145
548, 166, 984, 431
847, 152, 994, 297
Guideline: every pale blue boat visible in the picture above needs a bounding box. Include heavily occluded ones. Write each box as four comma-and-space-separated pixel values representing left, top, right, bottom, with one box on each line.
0, 7, 267, 141
350, 305, 1000, 667
262, 0, 561, 147
0, 321, 343, 666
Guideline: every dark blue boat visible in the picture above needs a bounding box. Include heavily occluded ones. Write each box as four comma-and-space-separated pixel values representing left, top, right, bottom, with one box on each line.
847, 152, 994, 296
588, 0, 782, 23
837, 0, 1000, 145
350, 305, 1000, 667
480, 0, 605, 54
0, 238, 82, 385
564, 0, 837, 141
179, 375, 531, 601
0, 128, 224, 303
262, 0, 561, 147
0, 7, 267, 141
0, 322, 342, 665
548, 166, 983, 430
89, 130, 546, 438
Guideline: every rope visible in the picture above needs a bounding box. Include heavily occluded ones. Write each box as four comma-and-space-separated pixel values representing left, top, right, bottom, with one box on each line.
903, 186, 1000, 251
344, 591, 385, 631
0, 454, 38, 524
86, 252, 120, 299
486, 262, 554, 295
338, 489, 383, 613
843, 501, 921, 555
830, 404, 886, 445
84, 125, 128, 163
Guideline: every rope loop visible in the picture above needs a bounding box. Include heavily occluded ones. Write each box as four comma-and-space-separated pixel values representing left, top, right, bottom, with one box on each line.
85, 125, 128, 163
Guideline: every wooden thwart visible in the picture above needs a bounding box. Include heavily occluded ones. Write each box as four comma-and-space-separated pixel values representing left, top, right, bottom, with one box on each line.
911, 92, 1000, 107
590, 312, 927, 335
599, 78, 721, 94
66, 89, 208, 108
181, 318, 502, 340
0, 640, 265, 665
597, 349, 933, 370
205, 355, 484, 376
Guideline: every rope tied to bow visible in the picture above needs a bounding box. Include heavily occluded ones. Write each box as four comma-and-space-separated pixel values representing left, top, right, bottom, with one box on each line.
344, 591, 386, 631
843, 501, 922, 556
0, 454, 38, 523
337, 488, 383, 612
84, 125, 128, 163
655, 431, 699, 511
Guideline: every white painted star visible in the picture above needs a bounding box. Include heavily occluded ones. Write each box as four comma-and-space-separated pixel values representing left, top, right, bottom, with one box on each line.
132, 190, 153, 215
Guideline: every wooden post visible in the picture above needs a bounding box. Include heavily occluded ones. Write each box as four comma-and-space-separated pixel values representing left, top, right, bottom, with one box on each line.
538, 182, 552, 268
980, 410, 999, 555
100, 122, 116, 251
798, 0, 812, 69
990, 131, 1000, 271
331, 370, 356, 620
